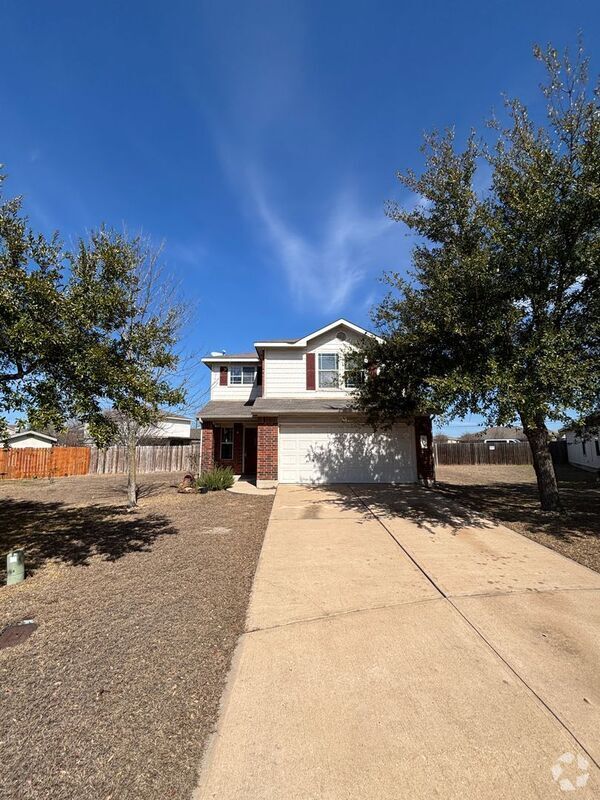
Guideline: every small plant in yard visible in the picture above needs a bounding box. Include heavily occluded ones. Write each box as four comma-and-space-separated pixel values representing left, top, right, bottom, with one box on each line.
196, 467, 235, 491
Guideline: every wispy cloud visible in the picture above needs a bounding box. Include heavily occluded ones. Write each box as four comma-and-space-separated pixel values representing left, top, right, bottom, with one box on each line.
187, 2, 412, 314
166, 238, 208, 269
250, 177, 396, 312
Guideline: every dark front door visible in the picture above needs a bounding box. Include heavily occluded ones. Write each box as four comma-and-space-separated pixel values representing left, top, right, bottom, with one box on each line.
244, 427, 258, 475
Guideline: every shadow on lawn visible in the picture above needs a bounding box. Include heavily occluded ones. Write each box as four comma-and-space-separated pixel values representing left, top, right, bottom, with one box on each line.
436, 466, 600, 543
0, 498, 177, 581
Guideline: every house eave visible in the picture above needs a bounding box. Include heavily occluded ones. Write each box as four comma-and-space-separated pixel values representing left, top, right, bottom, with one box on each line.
254, 318, 382, 348
201, 356, 260, 365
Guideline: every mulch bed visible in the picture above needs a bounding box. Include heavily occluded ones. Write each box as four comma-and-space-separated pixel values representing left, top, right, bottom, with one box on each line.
436, 464, 600, 574
0, 473, 273, 800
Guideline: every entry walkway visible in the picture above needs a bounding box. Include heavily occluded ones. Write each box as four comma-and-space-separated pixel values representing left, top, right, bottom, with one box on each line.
194, 484, 600, 799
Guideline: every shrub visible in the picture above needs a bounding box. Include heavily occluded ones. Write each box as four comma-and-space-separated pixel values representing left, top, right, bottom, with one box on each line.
196, 466, 235, 491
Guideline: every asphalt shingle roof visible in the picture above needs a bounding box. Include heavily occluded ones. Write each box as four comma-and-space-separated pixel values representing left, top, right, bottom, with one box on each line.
196, 400, 256, 420
197, 397, 359, 420
251, 398, 355, 414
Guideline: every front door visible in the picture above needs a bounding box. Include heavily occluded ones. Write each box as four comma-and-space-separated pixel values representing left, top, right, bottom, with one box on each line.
244, 427, 258, 475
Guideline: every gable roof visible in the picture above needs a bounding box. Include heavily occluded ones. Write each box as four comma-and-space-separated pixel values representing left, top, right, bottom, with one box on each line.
200, 319, 382, 368
6, 430, 57, 443
254, 318, 381, 348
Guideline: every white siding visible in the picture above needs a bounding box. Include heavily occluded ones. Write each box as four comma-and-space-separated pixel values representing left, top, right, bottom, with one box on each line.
263, 349, 306, 397
210, 364, 262, 401
145, 417, 191, 439
264, 329, 365, 398
566, 431, 600, 471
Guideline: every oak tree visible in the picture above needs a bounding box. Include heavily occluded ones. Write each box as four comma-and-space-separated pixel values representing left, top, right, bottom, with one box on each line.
354, 43, 600, 511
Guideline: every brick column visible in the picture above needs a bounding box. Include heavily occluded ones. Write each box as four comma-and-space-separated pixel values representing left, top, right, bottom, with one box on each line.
201, 422, 215, 473
257, 417, 278, 488
233, 423, 244, 474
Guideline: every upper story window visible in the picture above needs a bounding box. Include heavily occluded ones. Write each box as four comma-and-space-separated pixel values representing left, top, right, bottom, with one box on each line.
344, 352, 366, 388
317, 351, 365, 389
318, 353, 339, 388
230, 366, 256, 385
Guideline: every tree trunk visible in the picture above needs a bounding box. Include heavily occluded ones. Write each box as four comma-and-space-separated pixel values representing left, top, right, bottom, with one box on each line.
520, 413, 562, 512
127, 433, 138, 509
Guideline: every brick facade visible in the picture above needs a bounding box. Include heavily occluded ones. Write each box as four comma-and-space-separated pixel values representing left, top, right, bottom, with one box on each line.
233, 423, 244, 474
201, 422, 214, 472
202, 422, 245, 474
257, 417, 278, 487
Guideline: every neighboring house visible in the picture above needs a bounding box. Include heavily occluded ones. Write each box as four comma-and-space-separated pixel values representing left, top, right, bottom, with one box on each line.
196, 318, 434, 487
566, 429, 600, 472
140, 414, 193, 444
4, 430, 57, 449
83, 412, 193, 446
462, 426, 528, 444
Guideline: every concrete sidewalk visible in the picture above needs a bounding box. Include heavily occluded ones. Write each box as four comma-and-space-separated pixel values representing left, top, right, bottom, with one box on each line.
194, 484, 600, 799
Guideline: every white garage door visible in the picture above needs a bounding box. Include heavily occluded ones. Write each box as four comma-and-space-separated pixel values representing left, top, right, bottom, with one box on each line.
279, 422, 417, 484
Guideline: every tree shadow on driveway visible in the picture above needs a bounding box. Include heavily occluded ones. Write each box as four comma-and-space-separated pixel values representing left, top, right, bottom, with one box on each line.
289, 481, 490, 535
0, 498, 177, 582
350, 484, 491, 535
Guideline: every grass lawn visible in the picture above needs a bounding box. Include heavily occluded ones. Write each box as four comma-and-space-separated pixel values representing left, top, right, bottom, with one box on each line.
436, 463, 600, 573
0, 472, 273, 800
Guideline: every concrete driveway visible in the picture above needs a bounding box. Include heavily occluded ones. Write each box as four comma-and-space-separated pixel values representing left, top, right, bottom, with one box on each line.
195, 485, 600, 799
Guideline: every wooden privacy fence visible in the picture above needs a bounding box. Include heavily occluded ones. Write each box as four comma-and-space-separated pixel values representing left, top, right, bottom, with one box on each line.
0, 443, 201, 480
435, 442, 534, 466
0, 446, 91, 480
88, 443, 201, 475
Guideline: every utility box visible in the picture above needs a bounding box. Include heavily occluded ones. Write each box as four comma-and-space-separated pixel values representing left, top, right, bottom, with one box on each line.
6, 550, 25, 585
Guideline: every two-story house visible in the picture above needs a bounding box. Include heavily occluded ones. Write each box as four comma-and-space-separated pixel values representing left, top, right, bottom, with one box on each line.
196, 318, 433, 487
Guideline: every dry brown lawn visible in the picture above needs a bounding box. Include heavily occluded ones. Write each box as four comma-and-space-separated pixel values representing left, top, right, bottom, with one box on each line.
0, 472, 273, 800
436, 463, 600, 573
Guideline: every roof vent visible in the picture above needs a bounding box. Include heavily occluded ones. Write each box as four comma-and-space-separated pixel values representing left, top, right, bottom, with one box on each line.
210, 350, 227, 357
336, 331, 347, 341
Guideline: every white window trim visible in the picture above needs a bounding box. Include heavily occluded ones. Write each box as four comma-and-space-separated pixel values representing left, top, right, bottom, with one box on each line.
317, 352, 365, 390
220, 426, 234, 460
317, 353, 340, 389
229, 365, 257, 386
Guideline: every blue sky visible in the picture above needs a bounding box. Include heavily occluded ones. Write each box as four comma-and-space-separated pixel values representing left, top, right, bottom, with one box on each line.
1, 1, 598, 432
